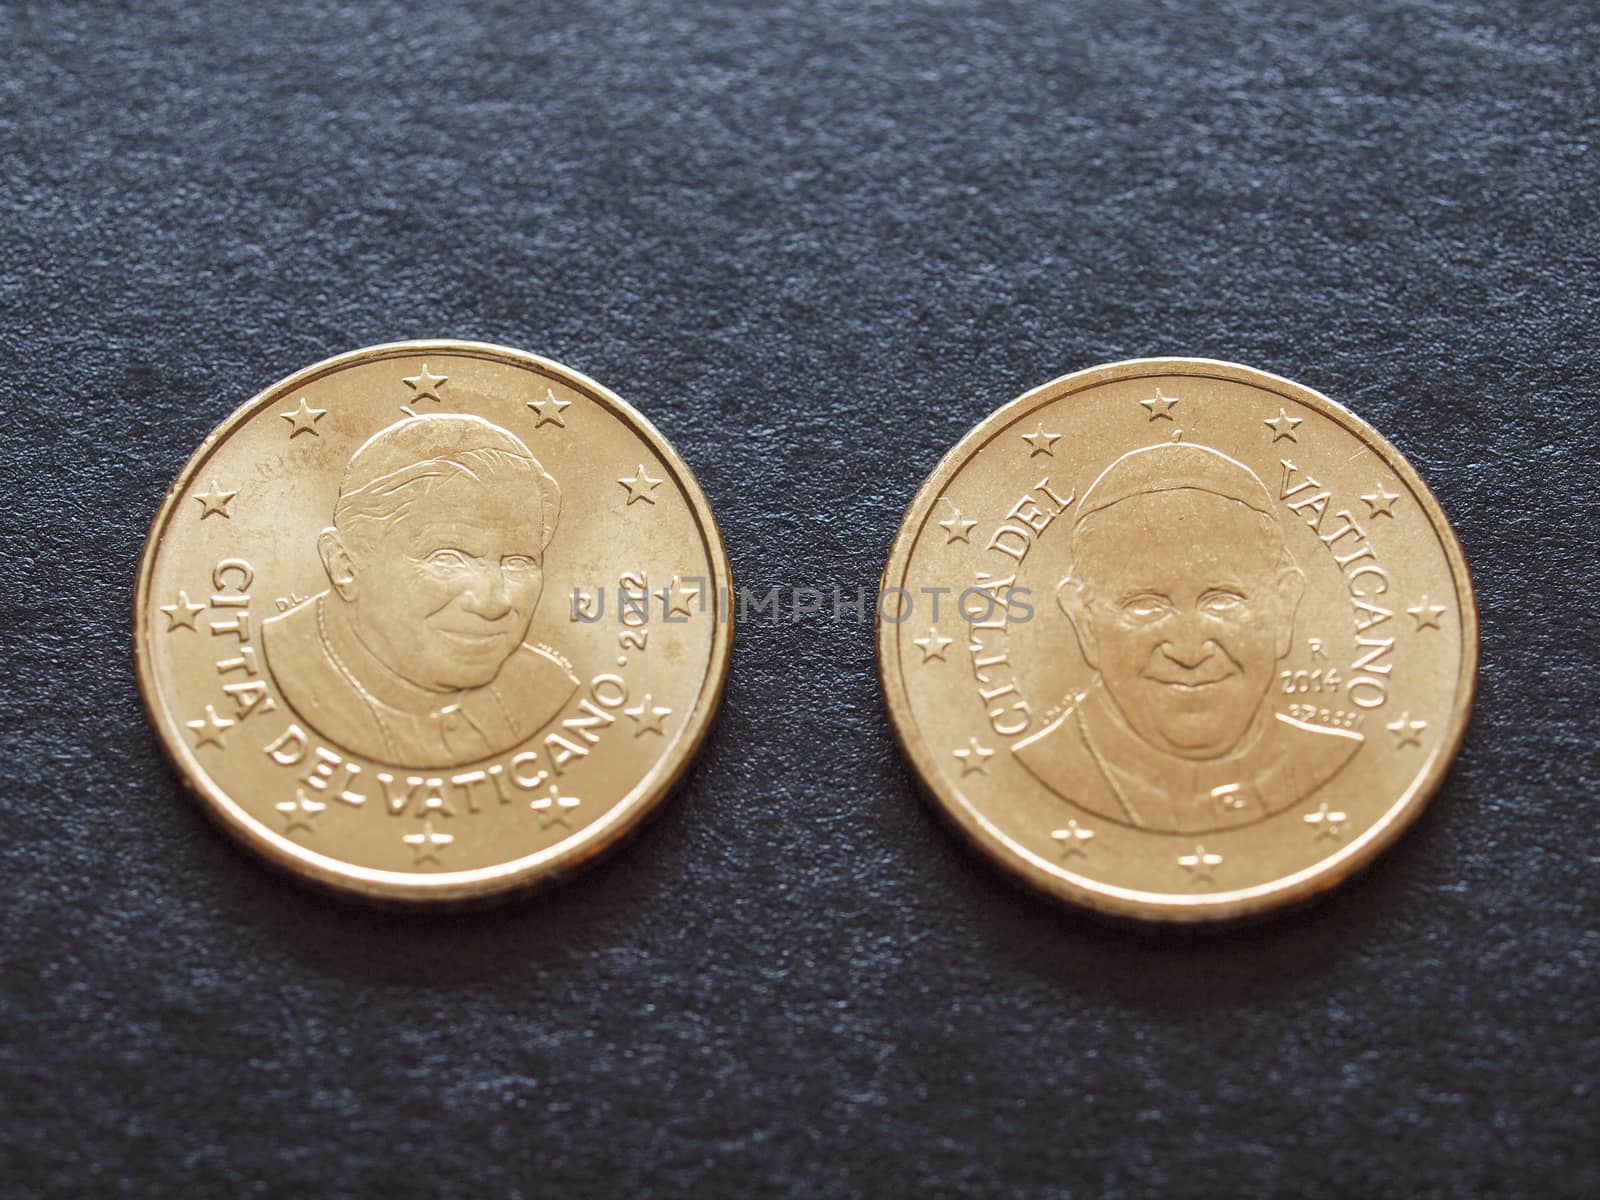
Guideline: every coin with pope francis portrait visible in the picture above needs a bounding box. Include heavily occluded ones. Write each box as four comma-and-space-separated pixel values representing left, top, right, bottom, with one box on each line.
878, 358, 1476, 921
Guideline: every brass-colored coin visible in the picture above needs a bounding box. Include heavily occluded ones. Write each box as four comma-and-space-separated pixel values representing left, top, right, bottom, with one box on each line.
134, 341, 732, 901
878, 358, 1477, 922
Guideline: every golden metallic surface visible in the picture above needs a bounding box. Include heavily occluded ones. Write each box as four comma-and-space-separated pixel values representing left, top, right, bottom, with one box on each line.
134, 341, 732, 901
878, 359, 1477, 922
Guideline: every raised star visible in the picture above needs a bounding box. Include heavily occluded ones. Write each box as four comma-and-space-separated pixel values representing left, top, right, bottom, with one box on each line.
159, 590, 206, 632
402, 819, 454, 866
279, 396, 327, 437
1386, 713, 1427, 748
275, 788, 326, 836
1021, 423, 1062, 457
938, 501, 977, 544
193, 480, 237, 519
952, 737, 994, 776
618, 464, 664, 505
402, 363, 448, 403
1303, 800, 1349, 843
913, 625, 954, 663
657, 576, 700, 618
1052, 819, 1095, 859
186, 704, 235, 749
1361, 484, 1401, 518
1264, 409, 1303, 442
1407, 596, 1447, 631
1140, 387, 1179, 421
528, 388, 572, 428
624, 696, 671, 737
530, 791, 581, 829
1178, 843, 1223, 883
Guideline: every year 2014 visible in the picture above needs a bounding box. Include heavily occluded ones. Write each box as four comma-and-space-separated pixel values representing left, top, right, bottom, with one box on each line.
1281, 668, 1345, 694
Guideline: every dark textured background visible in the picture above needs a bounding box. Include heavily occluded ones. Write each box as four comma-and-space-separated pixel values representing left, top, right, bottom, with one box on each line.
3, 1, 1597, 1196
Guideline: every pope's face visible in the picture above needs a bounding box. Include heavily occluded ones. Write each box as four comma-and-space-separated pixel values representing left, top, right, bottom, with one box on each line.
1068, 490, 1294, 759
345, 472, 546, 692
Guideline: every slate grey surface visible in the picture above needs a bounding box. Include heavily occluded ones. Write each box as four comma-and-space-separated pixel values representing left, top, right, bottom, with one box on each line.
2, 1, 1597, 1196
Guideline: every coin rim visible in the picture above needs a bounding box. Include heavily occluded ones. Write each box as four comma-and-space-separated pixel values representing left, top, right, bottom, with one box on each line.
877, 357, 1479, 922
133, 340, 735, 902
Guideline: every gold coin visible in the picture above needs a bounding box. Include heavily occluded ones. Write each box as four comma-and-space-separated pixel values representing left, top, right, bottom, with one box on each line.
134, 341, 732, 901
878, 358, 1477, 921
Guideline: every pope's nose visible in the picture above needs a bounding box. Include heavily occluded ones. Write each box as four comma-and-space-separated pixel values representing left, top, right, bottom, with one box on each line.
461, 565, 514, 619
1159, 621, 1217, 671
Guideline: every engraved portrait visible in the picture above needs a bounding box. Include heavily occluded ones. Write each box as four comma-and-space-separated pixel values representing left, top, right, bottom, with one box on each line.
262, 412, 579, 768
1012, 442, 1363, 833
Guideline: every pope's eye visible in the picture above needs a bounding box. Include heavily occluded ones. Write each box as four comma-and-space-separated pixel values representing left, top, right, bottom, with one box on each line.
1201, 590, 1246, 613
503, 555, 540, 572
1121, 595, 1171, 621
425, 549, 472, 570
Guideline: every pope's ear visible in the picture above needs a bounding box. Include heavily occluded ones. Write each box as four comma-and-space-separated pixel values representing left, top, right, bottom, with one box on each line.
318, 527, 357, 600
1057, 573, 1099, 668
1274, 562, 1307, 658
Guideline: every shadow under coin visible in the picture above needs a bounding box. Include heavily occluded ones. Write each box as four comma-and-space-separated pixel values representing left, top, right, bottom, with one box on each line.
187, 729, 727, 990
904, 768, 1456, 1017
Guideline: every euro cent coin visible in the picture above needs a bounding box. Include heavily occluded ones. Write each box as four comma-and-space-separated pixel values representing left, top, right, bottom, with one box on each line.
134, 341, 733, 901
877, 358, 1477, 922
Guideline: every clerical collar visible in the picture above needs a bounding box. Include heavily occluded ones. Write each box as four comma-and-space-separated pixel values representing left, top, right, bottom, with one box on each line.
1075, 680, 1280, 830
316, 595, 465, 719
